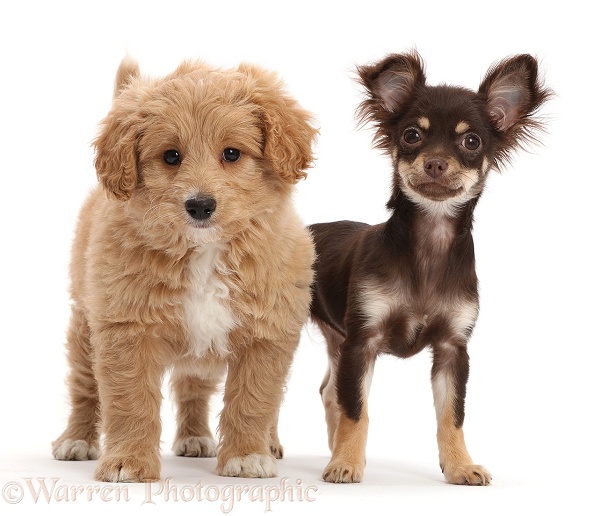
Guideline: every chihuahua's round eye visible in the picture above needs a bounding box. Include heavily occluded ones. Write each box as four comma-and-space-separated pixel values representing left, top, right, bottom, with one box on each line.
462, 134, 481, 151
222, 148, 241, 163
403, 128, 421, 145
163, 149, 181, 166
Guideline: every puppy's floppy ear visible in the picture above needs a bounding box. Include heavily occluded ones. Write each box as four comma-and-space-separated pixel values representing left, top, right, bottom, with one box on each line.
479, 54, 552, 139
94, 58, 143, 201
239, 64, 317, 184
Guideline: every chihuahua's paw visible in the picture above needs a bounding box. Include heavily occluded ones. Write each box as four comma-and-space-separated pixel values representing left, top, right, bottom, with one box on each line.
322, 459, 364, 483
94, 454, 160, 483
217, 453, 277, 478
52, 439, 100, 461
173, 436, 217, 457
443, 464, 491, 486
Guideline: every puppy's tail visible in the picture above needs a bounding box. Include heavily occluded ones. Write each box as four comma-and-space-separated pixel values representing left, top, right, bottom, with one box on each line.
113, 55, 140, 98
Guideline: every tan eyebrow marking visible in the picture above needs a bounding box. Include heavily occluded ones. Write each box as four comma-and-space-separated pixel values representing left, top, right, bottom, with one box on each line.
417, 117, 430, 130
455, 121, 470, 134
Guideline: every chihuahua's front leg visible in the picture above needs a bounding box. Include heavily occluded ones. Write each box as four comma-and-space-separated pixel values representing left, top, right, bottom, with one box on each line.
323, 336, 375, 483
431, 337, 491, 485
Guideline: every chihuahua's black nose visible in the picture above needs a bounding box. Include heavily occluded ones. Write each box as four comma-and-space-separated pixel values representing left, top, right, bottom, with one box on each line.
185, 195, 217, 220
424, 158, 448, 179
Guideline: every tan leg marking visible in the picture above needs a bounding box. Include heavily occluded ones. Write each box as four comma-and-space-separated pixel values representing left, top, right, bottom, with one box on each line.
433, 372, 491, 485
320, 365, 340, 451
316, 321, 344, 453
322, 409, 368, 483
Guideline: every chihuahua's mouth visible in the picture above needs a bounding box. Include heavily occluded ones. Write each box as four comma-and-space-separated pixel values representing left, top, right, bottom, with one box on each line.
408, 177, 465, 201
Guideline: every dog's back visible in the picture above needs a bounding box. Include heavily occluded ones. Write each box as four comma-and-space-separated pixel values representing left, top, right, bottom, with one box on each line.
309, 220, 368, 331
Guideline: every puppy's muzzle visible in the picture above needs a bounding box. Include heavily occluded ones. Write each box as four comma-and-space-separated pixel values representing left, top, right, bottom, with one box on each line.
185, 195, 217, 221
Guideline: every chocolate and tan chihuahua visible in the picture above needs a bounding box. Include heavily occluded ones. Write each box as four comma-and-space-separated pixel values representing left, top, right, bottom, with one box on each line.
309, 51, 551, 485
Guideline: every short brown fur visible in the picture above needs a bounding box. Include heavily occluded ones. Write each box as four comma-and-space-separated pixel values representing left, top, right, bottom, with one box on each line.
311, 51, 551, 484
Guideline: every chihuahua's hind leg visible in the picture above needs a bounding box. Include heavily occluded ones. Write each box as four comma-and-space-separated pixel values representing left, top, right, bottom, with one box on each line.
320, 364, 339, 451
317, 322, 343, 451
322, 333, 375, 483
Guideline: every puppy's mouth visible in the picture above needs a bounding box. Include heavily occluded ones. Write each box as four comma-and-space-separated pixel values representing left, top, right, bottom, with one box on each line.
183, 194, 223, 245
186, 214, 218, 238
188, 218, 214, 229
185, 222, 221, 247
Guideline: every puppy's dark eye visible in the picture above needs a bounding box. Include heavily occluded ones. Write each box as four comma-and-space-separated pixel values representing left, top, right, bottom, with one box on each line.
163, 149, 181, 166
222, 148, 241, 163
403, 128, 421, 145
462, 134, 481, 151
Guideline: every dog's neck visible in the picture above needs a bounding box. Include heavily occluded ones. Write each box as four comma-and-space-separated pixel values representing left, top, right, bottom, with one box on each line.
384, 190, 478, 255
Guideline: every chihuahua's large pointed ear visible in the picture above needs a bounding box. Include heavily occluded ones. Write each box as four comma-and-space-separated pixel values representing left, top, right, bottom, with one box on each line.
479, 54, 552, 141
240, 64, 318, 184
356, 51, 426, 150
93, 58, 142, 201
357, 51, 426, 114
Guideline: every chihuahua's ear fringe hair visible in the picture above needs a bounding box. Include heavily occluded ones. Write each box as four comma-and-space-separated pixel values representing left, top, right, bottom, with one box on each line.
482, 54, 555, 171
354, 51, 554, 168
354, 49, 426, 153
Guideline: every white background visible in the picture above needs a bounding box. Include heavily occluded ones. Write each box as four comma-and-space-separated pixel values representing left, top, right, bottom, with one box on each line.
1, 1, 592, 514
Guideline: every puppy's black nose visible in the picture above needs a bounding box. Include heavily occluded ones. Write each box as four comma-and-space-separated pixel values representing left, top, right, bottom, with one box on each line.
185, 195, 217, 220
424, 158, 448, 179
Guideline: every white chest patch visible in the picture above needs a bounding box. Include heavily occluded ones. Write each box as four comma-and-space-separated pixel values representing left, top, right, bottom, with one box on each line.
183, 245, 236, 358
358, 281, 479, 344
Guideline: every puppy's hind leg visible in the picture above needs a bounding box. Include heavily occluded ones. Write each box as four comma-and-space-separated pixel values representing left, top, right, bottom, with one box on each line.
431, 339, 491, 486
171, 368, 220, 458
269, 406, 284, 459
52, 306, 100, 461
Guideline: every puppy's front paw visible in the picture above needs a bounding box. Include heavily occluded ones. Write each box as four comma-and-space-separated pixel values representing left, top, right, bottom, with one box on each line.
173, 436, 217, 457
443, 464, 491, 486
94, 454, 160, 483
322, 459, 364, 483
217, 454, 277, 478
52, 439, 100, 461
